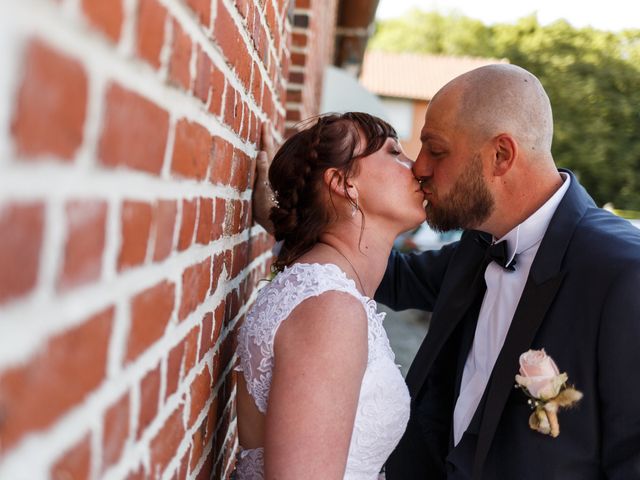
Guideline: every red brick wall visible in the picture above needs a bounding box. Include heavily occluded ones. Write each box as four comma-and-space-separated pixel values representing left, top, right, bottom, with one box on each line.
285, 0, 339, 135
0, 0, 309, 478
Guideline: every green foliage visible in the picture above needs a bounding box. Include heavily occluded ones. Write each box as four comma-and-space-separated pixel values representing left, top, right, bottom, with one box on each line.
369, 12, 640, 209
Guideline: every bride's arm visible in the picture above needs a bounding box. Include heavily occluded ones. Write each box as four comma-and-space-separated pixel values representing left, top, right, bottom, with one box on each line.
264, 291, 367, 480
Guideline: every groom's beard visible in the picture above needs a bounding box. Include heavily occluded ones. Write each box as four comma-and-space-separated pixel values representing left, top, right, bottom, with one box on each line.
424, 153, 495, 232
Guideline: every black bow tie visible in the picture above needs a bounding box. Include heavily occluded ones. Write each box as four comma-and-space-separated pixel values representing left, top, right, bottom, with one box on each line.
477, 235, 517, 271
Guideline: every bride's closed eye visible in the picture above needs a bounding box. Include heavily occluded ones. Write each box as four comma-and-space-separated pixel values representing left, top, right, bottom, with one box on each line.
394, 157, 412, 170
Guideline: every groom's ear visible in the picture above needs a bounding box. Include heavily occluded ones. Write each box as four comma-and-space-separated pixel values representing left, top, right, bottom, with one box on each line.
492, 133, 517, 177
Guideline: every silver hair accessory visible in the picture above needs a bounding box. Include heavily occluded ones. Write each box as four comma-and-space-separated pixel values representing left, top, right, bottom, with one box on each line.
265, 181, 279, 207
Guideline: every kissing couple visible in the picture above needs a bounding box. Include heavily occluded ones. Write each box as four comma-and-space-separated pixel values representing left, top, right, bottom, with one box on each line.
233, 64, 640, 479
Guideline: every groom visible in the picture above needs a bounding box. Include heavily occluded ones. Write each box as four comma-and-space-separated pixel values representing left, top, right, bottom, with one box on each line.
376, 64, 640, 479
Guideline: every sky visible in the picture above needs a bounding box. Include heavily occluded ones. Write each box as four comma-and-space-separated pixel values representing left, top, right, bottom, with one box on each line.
375, 0, 640, 32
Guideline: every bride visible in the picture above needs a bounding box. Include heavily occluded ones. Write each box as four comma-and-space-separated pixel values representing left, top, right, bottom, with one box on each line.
234, 112, 426, 479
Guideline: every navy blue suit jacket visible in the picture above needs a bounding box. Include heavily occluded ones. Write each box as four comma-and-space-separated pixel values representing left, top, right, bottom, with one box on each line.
376, 171, 640, 479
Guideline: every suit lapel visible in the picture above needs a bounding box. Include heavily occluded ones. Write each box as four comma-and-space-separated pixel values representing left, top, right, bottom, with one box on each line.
471, 170, 594, 479
470, 271, 566, 479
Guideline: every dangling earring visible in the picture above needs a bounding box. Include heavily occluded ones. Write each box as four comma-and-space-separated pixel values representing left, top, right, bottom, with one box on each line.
351, 198, 359, 217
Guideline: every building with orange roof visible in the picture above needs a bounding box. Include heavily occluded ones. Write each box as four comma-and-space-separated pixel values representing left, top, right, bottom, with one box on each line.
359, 50, 508, 157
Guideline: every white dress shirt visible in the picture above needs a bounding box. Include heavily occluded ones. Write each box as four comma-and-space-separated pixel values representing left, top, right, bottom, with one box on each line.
452, 173, 571, 445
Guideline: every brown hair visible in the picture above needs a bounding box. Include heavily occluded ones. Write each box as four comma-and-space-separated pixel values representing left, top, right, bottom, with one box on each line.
269, 112, 397, 272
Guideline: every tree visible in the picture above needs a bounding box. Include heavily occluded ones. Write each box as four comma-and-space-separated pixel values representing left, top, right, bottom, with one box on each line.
368, 12, 640, 209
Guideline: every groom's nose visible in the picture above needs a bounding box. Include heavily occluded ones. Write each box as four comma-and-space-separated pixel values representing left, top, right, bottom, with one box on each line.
413, 147, 433, 180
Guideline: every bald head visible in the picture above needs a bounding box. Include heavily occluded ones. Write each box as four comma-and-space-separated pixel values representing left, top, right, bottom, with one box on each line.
435, 64, 554, 157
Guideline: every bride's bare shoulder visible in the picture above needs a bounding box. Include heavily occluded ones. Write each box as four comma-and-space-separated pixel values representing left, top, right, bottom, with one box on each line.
273, 290, 368, 363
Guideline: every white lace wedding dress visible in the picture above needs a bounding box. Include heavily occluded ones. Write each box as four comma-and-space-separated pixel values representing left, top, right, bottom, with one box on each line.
235, 263, 410, 479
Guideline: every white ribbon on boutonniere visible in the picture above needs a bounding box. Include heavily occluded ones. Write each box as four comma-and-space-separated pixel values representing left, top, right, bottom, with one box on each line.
514, 349, 583, 438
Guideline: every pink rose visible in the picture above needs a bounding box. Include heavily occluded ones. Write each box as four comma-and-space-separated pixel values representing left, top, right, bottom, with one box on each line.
519, 349, 560, 377
515, 349, 566, 400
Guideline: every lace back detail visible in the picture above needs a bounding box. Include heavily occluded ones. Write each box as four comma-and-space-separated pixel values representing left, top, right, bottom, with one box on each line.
237, 263, 393, 413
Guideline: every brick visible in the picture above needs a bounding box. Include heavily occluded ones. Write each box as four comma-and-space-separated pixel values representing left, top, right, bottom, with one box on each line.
293, 13, 309, 28
291, 51, 306, 67
127, 280, 175, 362
166, 340, 185, 400
240, 103, 250, 140
186, 0, 210, 27
261, 86, 274, 120
0, 203, 44, 304
152, 200, 177, 262
208, 68, 224, 116
220, 328, 238, 372
58, 200, 107, 292
223, 86, 240, 131
241, 199, 251, 227
222, 200, 235, 238
194, 47, 211, 103
231, 241, 249, 279
225, 288, 239, 322
209, 137, 233, 185
137, 364, 161, 438
99, 84, 169, 174
214, 1, 242, 68
183, 326, 200, 381
51, 433, 92, 480
171, 119, 212, 180
188, 366, 212, 427
291, 32, 307, 47
136, 0, 167, 68
235, 0, 250, 20
195, 446, 214, 480
286, 108, 302, 122
230, 149, 252, 192
249, 112, 260, 145
169, 21, 192, 91
250, 66, 262, 102
199, 312, 214, 362
212, 198, 226, 242
82, 0, 123, 41
118, 201, 152, 271
0, 307, 113, 450
287, 89, 302, 103
177, 445, 191, 480
150, 405, 185, 476
213, 300, 225, 343
11, 40, 87, 160
189, 419, 207, 472
177, 199, 197, 251
178, 257, 211, 321
223, 249, 233, 278
247, 4, 257, 38
210, 253, 225, 295
102, 392, 130, 470
204, 392, 219, 444
236, 44, 252, 90
265, 1, 277, 35
195, 197, 213, 245
288, 71, 304, 84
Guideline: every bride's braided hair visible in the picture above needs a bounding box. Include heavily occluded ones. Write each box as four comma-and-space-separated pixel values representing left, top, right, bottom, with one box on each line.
269, 112, 397, 272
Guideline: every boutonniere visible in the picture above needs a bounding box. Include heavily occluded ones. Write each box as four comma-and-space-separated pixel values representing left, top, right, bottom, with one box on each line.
514, 349, 583, 438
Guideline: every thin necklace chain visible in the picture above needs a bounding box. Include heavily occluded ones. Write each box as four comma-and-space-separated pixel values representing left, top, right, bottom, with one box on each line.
319, 242, 366, 296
